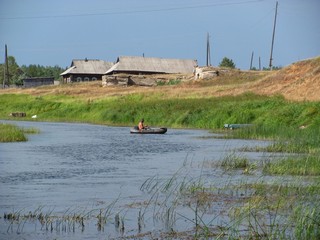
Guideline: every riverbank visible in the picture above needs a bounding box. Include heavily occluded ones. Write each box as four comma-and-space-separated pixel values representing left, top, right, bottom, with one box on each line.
1, 92, 319, 129
1, 57, 319, 129
1, 62, 320, 151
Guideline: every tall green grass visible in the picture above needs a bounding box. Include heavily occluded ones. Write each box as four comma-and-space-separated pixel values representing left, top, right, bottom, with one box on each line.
0, 123, 39, 142
1, 93, 319, 131
0, 123, 27, 142
264, 155, 320, 176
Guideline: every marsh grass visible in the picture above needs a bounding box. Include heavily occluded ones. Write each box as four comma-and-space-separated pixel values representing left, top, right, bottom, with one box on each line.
139, 163, 320, 239
293, 205, 320, 240
228, 180, 320, 239
0, 123, 40, 142
219, 152, 250, 170
3, 168, 320, 239
21, 127, 40, 134
0, 123, 27, 142
233, 124, 320, 154
4, 200, 120, 235
263, 155, 320, 176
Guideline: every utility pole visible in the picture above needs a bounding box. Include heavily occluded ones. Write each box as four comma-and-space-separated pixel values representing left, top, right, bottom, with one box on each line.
250, 51, 254, 70
259, 56, 261, 71
206, 32, 211, 67
269, 1, 278, 70
3, 44, 9, 89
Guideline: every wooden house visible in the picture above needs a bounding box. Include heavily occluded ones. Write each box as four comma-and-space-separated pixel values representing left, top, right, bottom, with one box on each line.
61, 59, 113, 83
105, 56, 197, 75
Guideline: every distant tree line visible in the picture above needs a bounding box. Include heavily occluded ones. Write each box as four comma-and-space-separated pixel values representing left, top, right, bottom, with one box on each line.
0, 56, 66, 86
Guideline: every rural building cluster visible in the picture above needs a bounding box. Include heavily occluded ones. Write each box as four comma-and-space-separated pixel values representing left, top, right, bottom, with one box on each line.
21, 55, 223, 88
60, 56, 198, 86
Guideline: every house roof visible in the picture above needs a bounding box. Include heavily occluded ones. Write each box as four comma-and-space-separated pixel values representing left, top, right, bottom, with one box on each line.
61, 59, 114, 76
105, 56, 197, 74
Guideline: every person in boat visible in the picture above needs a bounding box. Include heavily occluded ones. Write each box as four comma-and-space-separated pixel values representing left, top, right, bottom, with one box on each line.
138, 118, 148, 131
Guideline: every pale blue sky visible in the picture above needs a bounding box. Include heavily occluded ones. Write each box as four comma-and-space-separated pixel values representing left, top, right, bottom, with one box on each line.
1, 0, 319, 69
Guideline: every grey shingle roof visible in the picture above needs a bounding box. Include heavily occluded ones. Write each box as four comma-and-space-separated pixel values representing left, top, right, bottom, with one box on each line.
61, 59, 114, 76
105, 56, 197, 74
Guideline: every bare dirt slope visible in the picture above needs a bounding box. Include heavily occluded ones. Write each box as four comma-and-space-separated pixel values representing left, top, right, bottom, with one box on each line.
248, 56, 320, 101
1, 57, 319, 102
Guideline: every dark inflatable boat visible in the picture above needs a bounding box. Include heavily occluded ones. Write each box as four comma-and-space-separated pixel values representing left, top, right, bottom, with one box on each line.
130, 126, 167, 134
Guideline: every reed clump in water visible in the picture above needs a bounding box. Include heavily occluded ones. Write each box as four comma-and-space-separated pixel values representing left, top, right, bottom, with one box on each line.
0, 123, 26, 142
0, 123, 39, 142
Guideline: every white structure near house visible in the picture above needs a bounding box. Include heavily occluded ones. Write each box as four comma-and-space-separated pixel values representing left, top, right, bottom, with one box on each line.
194, 66, 220, 80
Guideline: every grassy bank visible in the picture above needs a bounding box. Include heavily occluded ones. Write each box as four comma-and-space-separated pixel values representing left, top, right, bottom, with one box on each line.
1, 91, 319, 156
1, 92, 319, 130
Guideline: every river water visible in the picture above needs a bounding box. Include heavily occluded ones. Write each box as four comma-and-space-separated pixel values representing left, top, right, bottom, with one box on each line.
0, 121, 283, 239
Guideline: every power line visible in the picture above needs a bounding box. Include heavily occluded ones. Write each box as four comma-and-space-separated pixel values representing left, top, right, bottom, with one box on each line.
1, 0, 265, 20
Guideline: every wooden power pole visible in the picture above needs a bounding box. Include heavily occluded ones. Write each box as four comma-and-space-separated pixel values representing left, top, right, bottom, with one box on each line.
259, 56, 261, 70
3, 44, 9, 88
206, 32, 211, 67
250, 51, 254, 70
269, 1, 278, 70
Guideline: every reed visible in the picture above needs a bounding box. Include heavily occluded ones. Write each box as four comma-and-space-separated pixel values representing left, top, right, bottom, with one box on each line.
3, 169, 319, 238
293, 204, 320, 240
263, 155, 320, 176
219, 152, 250, 170
0, 123, 40, 142
234, 124, 320, 154
0, 123, 27, 142
140, 163, 320, 239
227, 179, 320, 239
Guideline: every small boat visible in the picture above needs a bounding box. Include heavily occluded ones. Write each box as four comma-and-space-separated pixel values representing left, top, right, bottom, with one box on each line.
224, 123, 254, 130
130, 126, 167, 134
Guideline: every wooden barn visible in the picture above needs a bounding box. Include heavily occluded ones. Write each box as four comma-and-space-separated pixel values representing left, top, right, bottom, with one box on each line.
61, 59, 114, 83
105, 56, 197, 75
23, 77, 54, 88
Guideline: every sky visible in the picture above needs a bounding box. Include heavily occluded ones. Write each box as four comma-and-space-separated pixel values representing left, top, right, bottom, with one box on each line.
0, 0, 319, 70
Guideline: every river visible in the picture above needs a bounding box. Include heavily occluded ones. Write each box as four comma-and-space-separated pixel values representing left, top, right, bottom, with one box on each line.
0, 121, 280, 239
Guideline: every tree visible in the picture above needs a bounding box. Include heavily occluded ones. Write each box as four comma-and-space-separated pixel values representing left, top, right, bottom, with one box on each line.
219, 57, 236, 69
20, 64, 65, 80
0, 56, 21, 85
1, 58, 66, 86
